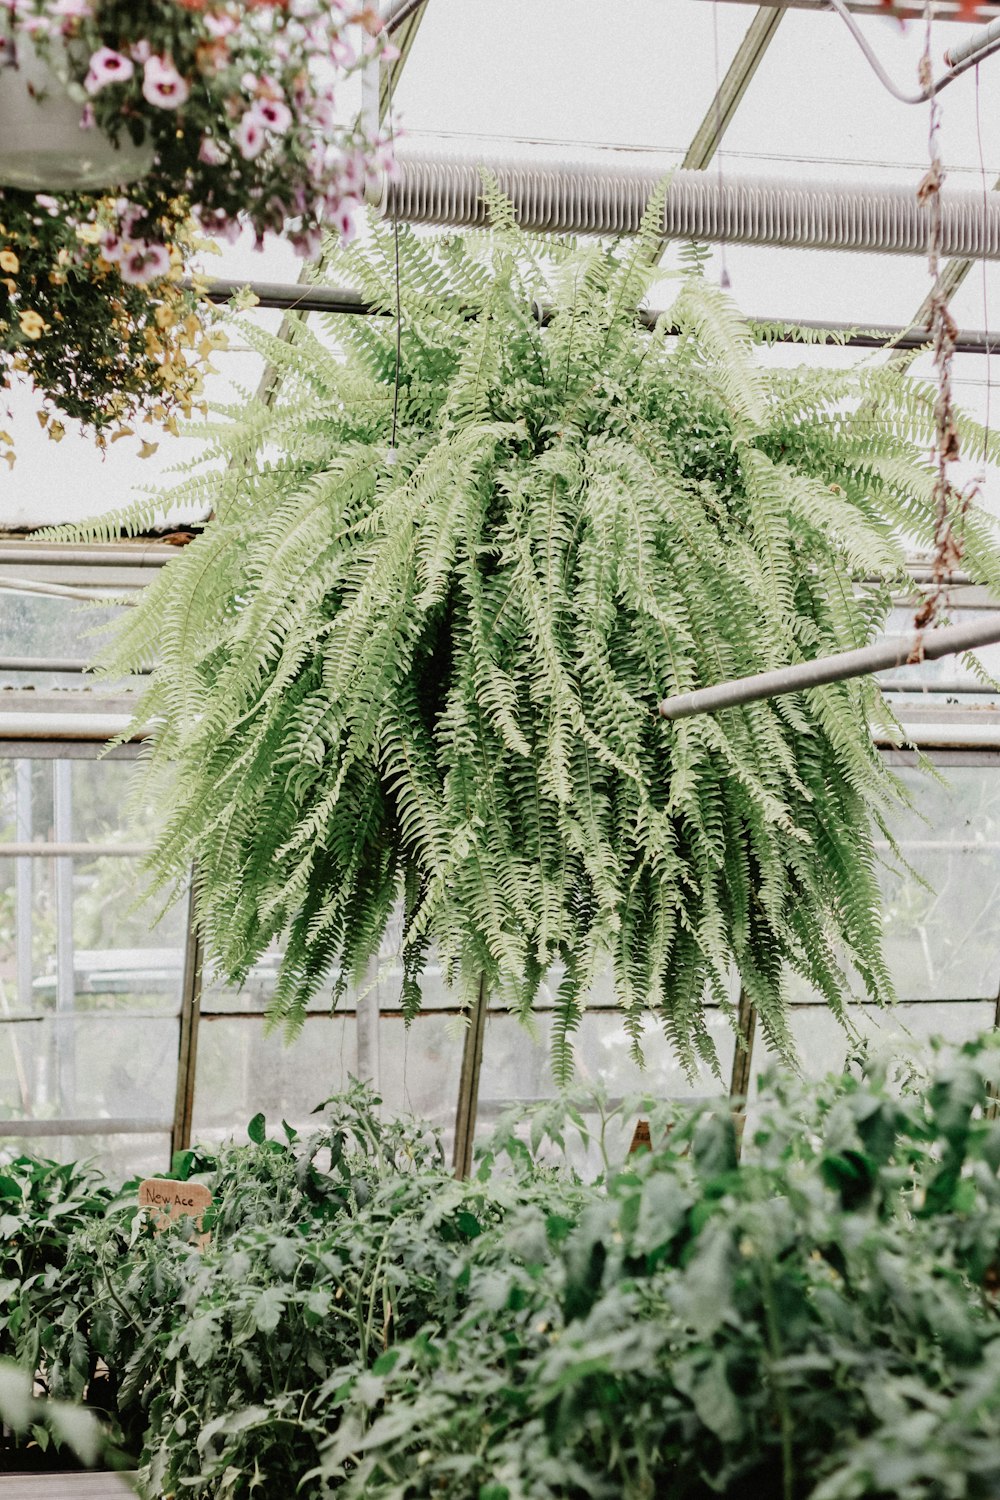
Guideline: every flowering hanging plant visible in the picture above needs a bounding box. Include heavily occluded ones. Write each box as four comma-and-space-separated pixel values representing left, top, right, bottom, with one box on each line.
0, 0, 397, 255
0, 184, 227, 467
0, 1, 394, 457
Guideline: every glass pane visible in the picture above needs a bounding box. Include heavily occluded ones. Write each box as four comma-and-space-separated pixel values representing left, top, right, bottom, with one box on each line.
767, 1001, 997, 1087
0, 1131, 169, 1184
880, 766, 1000, 1000
476, 1009, 735, 1125
191, 1015, 357, 1144
0, 1014, 177, 1124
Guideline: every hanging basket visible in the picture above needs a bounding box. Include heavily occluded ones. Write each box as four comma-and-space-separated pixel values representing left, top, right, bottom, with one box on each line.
0, 38, 153, 192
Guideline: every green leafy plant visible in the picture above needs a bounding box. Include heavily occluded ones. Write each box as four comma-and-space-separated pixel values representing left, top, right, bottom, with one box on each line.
6, 1042, 1000, 1499
65, 199, 1000, 1071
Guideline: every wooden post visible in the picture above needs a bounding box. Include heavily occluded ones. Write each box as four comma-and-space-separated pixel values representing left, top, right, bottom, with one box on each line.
729, 985, 757, 1157
452, 973, 488, 1180
170, 879, 203, 1166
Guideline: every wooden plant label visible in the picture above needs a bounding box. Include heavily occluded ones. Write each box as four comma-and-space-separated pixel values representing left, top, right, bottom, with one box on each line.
139, 1178, 212, 1246
629, 1119, 652, 1154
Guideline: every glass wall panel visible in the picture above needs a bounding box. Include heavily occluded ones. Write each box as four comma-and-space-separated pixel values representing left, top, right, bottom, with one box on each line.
0, 1131, 170, 1183
757, 1001, 997, 1087
191, 1015, 357, 1145
0, 753, 185, 1177
2, 745, 999, 1178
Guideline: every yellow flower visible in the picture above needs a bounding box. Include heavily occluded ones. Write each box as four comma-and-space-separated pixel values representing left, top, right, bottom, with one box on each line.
75, 223, 101, 245
0, 250, 19, 274
19, 310, 45, 340
155, 304, 177, 331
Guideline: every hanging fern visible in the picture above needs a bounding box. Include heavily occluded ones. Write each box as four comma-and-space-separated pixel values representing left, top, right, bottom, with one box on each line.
61, 196, 1000, 1078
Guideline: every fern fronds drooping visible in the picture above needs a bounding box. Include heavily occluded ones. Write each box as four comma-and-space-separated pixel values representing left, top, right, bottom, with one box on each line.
71, 207, 1000, 1075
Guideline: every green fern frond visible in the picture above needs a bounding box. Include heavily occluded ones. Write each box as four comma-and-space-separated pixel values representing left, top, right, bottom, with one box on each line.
52, 208, 1000, 1074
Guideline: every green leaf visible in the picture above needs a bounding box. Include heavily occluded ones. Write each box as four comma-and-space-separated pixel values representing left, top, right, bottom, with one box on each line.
251, 1286, 287, 1334
689, 1356, 743, 1444
247, 1113, 267, 1146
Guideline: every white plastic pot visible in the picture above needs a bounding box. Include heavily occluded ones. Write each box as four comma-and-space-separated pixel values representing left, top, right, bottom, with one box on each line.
0, 36, 153, 192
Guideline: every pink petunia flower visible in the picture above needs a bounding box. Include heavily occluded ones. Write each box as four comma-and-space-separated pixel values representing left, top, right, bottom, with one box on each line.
234, 111, 266, 160
119, 242, 171, 284
99, 229, 126, 262
329, 36, 355, 68
83, 46, 133, 94
50, 0, 92, 16
252, 98, 293, 135
197, 134, 227, 167
328, 198, 358, 243
142, 55, 190, 110
204, 12, 237, 38
289, 225, 322, 259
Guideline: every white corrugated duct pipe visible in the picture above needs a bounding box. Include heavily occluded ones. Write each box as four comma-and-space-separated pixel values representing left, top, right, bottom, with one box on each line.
379, 148, 1000, 258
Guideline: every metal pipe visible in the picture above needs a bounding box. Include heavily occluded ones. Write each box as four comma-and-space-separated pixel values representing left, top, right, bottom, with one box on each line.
0, 1116, 172, 1137
0, 576, 138, 602
385, 148, 1000, 257
53, 761, 75, 1115
697, 0, 1000, 18
385, 0, 428, 33
826, 0, 1000, 104
0, 842, 153, 857
878, 679, 1000, 694
0, 657, 151, 674
191, 277, 373, 317
14, 760, 32, 1015
0, 543, 178, 566
658, 615, 1000, 721
0, 714, 141, 741
945, 15, 1000, 67
193, 273, 998, 356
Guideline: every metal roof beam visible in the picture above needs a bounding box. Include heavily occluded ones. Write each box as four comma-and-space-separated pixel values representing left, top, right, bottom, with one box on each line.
696, 0, 1000, 20
191, 275, 998, 354
683, 6, 785, 171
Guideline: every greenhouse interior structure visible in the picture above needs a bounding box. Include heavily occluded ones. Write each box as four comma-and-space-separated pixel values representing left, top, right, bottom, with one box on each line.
8, 0, 1000, 1496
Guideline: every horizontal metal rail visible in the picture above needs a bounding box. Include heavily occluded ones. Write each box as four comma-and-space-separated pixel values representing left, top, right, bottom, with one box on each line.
0, 656, 152, 675
0, 543, 180, 567
193, 275, 997, 356
0, 1117, 172, 1137
0, 842, 153, 857
879, 679, 999, 694
0, 714, 141, 741
697, 0, 1000, 17
659, 616, 1000, 721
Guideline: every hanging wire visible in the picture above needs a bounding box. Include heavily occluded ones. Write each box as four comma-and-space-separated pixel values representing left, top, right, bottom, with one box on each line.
712, 0, 731, 290
386, 34, 403, 461
974, 64, 994, 460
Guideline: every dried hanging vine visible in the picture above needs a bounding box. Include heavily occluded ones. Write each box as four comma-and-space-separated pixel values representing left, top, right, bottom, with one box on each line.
913, 3, 974, 633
